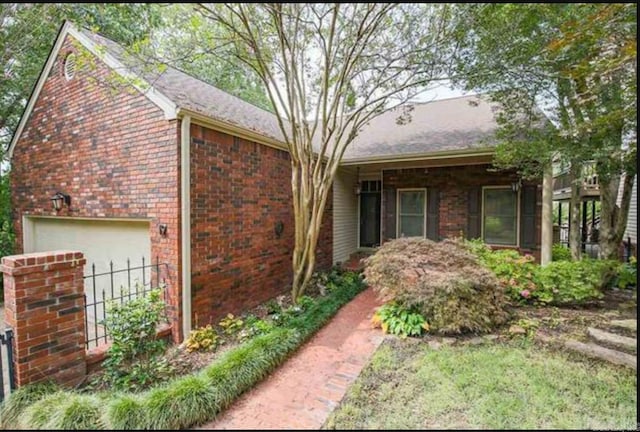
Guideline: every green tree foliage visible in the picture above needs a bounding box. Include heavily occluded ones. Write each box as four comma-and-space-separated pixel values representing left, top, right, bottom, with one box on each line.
452, 3, 637, 260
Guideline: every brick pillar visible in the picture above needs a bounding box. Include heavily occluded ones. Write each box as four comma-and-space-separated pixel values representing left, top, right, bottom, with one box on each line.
1, 250, 87, 388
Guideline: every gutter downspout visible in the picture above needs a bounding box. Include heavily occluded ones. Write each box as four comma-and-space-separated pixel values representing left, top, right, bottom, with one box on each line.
181, 115, 192, 338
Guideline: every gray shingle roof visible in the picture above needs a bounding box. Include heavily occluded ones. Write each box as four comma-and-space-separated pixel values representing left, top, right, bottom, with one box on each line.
343, 96, 500, 160
81, 29, 500, 161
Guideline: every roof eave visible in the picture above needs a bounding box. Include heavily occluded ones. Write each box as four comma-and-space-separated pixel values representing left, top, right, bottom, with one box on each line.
339, 147, 496, 166
176, 108, 289, 153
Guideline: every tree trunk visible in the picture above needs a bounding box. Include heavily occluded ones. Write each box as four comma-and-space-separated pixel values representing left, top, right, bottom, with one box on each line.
569, 161, 582, 260
290, 165, 333, 302
598, 170, 635, 260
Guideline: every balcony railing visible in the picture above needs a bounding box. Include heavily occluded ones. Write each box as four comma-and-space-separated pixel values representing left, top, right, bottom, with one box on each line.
552, 162, 599, 197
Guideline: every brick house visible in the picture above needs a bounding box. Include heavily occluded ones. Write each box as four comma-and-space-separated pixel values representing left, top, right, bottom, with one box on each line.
7, 22, 551, 342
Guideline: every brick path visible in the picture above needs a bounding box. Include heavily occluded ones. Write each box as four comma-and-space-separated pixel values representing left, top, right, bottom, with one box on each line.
199, 288, 384, 430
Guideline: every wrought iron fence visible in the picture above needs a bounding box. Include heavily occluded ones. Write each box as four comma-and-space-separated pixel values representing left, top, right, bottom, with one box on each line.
0, 328, 15, 402
83, 257, 168, 349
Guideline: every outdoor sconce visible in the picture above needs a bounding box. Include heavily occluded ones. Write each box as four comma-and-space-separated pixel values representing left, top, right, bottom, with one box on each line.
354, 183, 361, 195
159, 224, 168, 237
50, 192, 71, 211
511, 180, 521, 193
274, 221, 284, 238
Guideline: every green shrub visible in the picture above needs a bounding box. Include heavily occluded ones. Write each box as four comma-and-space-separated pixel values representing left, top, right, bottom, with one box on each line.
218, 313, 244, 335
531, 259, 615, 304
465, 239, 617, 305
185, 325, 220, 352
101, 287, 172, 392
364, 238, 510, 335
371, 302, 429, 338
238, 315, 276, 341
614, 256, 637, 289
552, 243, 572, 261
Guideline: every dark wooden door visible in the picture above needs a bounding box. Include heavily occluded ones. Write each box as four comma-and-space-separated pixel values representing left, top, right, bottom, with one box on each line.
360, 193, 381, 247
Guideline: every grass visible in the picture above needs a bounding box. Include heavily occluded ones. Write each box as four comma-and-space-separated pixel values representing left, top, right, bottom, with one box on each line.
324, 338, 637, 430
0, 271, 366, 430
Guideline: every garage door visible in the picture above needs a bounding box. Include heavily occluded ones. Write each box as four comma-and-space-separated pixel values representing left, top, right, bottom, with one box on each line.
26, 217, 151, 275
25, 217, 152, 346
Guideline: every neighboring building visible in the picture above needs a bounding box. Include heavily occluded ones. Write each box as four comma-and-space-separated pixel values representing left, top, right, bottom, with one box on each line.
7, 22, 544, 341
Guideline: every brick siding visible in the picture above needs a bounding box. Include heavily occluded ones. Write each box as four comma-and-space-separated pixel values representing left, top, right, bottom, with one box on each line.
10, 35, 182, 340
382, 165, 542, 259
189, 124, 332, 326
1, 251, 87, 387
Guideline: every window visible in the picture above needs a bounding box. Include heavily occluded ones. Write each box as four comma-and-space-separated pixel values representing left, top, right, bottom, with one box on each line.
397, 189, 426, 238
482, 187, 518, 246
64, 53, 77, 81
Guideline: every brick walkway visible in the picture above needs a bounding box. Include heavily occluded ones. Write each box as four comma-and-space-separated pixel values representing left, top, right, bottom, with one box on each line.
199, 288, 384, 430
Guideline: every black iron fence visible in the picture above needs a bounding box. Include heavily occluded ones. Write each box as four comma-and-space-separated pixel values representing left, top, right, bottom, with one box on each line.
0, 328, 15, 402
83, 257, 168, 349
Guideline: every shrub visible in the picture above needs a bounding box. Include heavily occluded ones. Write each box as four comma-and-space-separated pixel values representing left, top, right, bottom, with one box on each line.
218, 313, 244, 335
364, 237, 510, 334
465, 239, 618, 305
185, 325, 220, 352
101, 287, 172, 391
614, 256, 637, 289
531, 259, 616, 304
552, 243, 572, 261
371, 302, 429, 338
238, 315, 276, 341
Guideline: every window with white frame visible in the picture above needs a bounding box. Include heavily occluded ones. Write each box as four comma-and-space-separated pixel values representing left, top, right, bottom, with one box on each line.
397, 189, 426, 238
482, 187, 518, 245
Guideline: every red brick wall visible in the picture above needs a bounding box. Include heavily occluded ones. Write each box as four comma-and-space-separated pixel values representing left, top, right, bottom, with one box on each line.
1, 251, 87, 388
189, 124, 332, 326
10, 35, 182, 340
382, 165, 542, 258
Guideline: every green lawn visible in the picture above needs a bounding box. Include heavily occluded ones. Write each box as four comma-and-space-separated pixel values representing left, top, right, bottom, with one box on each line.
324, 338, 637, 430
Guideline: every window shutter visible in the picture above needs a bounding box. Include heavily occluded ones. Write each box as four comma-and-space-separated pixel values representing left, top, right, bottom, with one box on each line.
520, 185, 537, 249
383, 187, 396, 241
427, 188, 439, 241
467, 187, 481, 239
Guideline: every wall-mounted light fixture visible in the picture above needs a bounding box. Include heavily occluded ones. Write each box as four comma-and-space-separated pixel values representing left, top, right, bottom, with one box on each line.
159, 223, 168, 236
50, 192, 71, 211
511, 180, 521, 193
354, 183, 361, 195
274, 221, 284, 238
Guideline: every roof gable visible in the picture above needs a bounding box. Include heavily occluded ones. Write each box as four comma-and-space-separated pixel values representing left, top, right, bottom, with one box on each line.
7, 21, 177, 159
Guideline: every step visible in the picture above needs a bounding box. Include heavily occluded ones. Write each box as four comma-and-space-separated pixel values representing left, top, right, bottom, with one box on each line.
587, 327, 636, 352
564, 340, 636, 369
609, 319, 637, 332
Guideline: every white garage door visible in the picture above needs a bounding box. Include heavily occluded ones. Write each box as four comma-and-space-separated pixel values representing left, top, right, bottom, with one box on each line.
26, 217, 151, 275
25, 217, 152, 346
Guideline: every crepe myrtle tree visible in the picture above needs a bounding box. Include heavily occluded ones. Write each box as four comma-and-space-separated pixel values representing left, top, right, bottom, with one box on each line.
193, 3, 455, 301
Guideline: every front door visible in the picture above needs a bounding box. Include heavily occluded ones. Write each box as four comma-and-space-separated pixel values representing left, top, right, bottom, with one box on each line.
359, 181, 381, 247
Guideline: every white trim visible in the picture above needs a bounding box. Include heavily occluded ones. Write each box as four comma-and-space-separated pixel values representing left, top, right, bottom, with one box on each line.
8, 21, 177, 159
180, 116, 192, 339
481, 186, 521, 248
180, 109, 287, 152
22, 214, 153, 223
340, 148, 495, 166
396, 188, 427, 239
22, 214, 152, 253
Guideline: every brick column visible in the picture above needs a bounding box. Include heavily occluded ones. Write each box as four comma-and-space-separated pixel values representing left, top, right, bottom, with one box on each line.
1, 250, 87, 387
